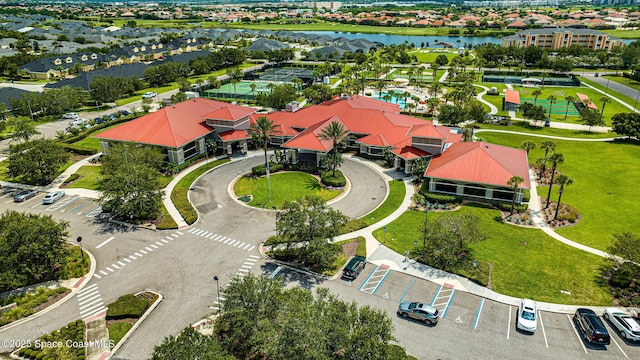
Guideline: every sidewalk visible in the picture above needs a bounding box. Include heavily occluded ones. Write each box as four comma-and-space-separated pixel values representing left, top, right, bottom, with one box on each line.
473, 84, 498, 115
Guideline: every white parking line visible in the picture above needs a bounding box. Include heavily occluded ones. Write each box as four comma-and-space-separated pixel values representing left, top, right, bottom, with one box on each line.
567, 314, 588, 354
507, 307, 511, 340
611, 336, 628, 358
96, 236, 115, 249
538, 311, 549, 348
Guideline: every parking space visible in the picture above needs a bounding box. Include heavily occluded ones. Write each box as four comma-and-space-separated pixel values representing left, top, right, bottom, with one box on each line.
359, 264, 391, 295
442, 290, 483, 329
604, 318, 640, 358
45, 194, 102, 218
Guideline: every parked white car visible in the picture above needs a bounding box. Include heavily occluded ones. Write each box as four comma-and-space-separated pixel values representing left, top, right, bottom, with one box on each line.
603, 308, 640, 341
42, 191, 65, 204
517, 299, 537, 333
68, 118, 87, 126
62, 112, 78, 120
142, 91, 157, 99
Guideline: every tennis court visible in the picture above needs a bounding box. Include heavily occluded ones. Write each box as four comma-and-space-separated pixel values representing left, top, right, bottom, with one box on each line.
482, 74, 579, 87
204, 81, 275, 100
257, 67, 314, 82
521, 98, 581, 116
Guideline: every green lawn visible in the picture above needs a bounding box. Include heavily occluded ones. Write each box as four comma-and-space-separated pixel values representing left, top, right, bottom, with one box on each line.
578, 76, 638, 111
171, 158, 231, 225
476, 122, 616, 139
360, 180, 406, 226
601, 29, 640, 39
479, 132, 640, 251
66, 164, 172, 191
108, 322, 133, 347
603, 74, 640, 92
373, 205, 612, 305
408, 50, 457, 64
515, 85, 626, 126
235, 172, 342, 209
72, 123, 123, 152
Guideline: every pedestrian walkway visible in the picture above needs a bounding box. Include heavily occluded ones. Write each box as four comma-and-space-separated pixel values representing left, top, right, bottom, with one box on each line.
473, 84, 498, 115
439, 71, 448, 83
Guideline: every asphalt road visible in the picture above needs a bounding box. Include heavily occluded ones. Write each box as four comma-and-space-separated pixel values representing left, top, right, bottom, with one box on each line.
581, 72, 640, 106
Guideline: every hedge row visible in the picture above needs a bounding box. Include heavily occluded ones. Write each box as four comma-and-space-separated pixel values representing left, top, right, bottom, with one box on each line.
18, 319, 85, 360
60, 143, 98, 155
251, 162, 284, 176
422, 191, 462, 204
320, 170, 346, 187
62, 115, 135, 144
496, 202, 528, 214
106, 294, 150, 320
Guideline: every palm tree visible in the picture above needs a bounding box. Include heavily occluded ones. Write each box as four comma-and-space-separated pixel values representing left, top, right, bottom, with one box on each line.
376, 78, 386, 98
427, 97, 440, 115
539, 140, 556, 175
406, 67, 415, 86
519, 140, 536, 155
539, 72, 549, 89
249, 116, 280, 170
546, 95, 557, 116
318, 121, 349, 176
599, 96, 611, 116
250, 82, 257, 99
545, 153, 565, 208
535, 158, 547, 179
553, 174, 574, 220
532, 89, 542, 105
226, 67, 244, 98
507, 175, 524, 216
430, 62, 440, 79
429, 81, 443, 97
563, 95, 576, 120
405, 102, 416, 115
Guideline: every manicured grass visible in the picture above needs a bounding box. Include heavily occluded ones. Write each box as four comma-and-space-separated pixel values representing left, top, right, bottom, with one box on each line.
373, 205, 612, 305
515, 85, 626, 126
603, 74, 640, 92
108, 322, 133, 347
479, 132, 640, 251
408, 50, 457, 64
66, 165, 101, 190
156, 203, 178, 230
360, 179, 406, 226
106, 294, 149, 319
235, 171, 341, 209
578, 76, 638, 111
170, 158, 230, 225
601, 29, 640, 39
72, 123, 123, 152
476, 122, 616, 138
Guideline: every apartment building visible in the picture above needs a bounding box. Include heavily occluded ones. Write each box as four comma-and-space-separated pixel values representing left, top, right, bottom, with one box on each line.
502, 28, 624, 50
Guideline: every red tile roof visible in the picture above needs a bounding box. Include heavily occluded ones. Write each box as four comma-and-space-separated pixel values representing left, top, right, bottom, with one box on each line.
576, 93, 598, 110
425, 142, 531, 188
219, 129, 251, 141
96, 98, 256, 148
505, 89, 520, 105
204, 105, 255, 121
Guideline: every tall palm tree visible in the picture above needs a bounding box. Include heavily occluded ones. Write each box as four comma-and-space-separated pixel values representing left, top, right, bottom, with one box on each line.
546, 95, 557, 116
545, 153, 565, 208
249, 116, 280, 170
250, 82, 257, 99
519, 140, 536, 155
532, 89, 542, 105
427, 97, 440, 115
429, 81, 443, 97
599, 96, 611, 116
553, 174, 574, 220
563, 95, 576, 120
318, 121, 349, 176
539, 140, 556, 175
226, 67, 244, 98
507, 175, 524, 216
539, 72, 549, 89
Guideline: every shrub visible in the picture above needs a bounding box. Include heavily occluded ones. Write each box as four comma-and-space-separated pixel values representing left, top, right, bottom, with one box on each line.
610, 262, 639, 288
60, 143, 98, 155
496, 202, 528, 213
63, 173, 80, 184
251, 162, 284, 176
320, 170, 346, 187
421, 191, 462, 204
106, 294, 149, 320
341, 218, 368, 233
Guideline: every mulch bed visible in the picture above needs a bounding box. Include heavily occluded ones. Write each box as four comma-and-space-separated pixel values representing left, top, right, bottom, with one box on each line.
341, 241, 358, 259
32, 289, 72, 313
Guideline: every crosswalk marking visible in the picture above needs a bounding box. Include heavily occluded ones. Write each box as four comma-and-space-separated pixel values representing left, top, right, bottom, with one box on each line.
134, 252, 143, 257
129, 255, 137, 260
145, 247, 153, 252
118, 261, 126, 266
106, 267, 114, 272
111, 264, 119, 269
100, 270, 108, 276
161, 239, 168, 243
155, 241, 163, 246
93, 274, 101, 279
124, 258, 131, 263
248, 245, 255, 252
77, 284, 105, 320
139, 250, 147, 255
151, 244, 158, 249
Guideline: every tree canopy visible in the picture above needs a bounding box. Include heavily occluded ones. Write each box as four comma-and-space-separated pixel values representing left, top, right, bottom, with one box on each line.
422, 212, 485, 271
612, 112, 640, 139
0, 211, 69, 292
7, 138, 69, 185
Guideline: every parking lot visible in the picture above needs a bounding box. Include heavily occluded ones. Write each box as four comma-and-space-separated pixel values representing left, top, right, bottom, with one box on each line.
0, 187, 102, 219
262, 261, 640, 360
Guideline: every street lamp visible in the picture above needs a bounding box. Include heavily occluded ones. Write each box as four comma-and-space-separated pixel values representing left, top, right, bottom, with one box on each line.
213, 275, 220, 310
76, 236, 84, 266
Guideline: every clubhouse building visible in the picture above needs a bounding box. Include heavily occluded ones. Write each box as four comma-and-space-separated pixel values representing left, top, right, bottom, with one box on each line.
96, 97, 530, 204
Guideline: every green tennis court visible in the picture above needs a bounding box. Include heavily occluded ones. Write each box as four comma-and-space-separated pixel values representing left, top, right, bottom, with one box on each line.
521, 98, 581, 116
204, 81, 275, 100
258, 67, 314, 82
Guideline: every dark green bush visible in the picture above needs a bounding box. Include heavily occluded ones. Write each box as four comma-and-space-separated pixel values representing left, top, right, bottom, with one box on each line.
106, 294, 149, 320
341, 218, 368, 233
610, 262, 639, 288
60, 143, 98, 155
320, 170, 346, 187
497, 202, 528, 213
421, 191, 462, 204
63, 173, 80, 184
252, 162, 284, 176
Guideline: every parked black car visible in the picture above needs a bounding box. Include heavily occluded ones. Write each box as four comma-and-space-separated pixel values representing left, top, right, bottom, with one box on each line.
574, 308, 610, 345
342, 256, 366, 280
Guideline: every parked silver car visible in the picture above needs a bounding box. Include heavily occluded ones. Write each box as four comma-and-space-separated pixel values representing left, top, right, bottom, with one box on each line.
42, 191, 65, 204
398, 301, 439, 325
603, 308, 640, 341
13, 190, 38, 202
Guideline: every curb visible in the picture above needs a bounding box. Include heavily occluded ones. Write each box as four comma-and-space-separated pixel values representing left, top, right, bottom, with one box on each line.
0, 245, 96, 334
107, 290, 163, 359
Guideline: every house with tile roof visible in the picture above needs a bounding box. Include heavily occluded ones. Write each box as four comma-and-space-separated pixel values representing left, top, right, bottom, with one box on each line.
424, 142, 531, 204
